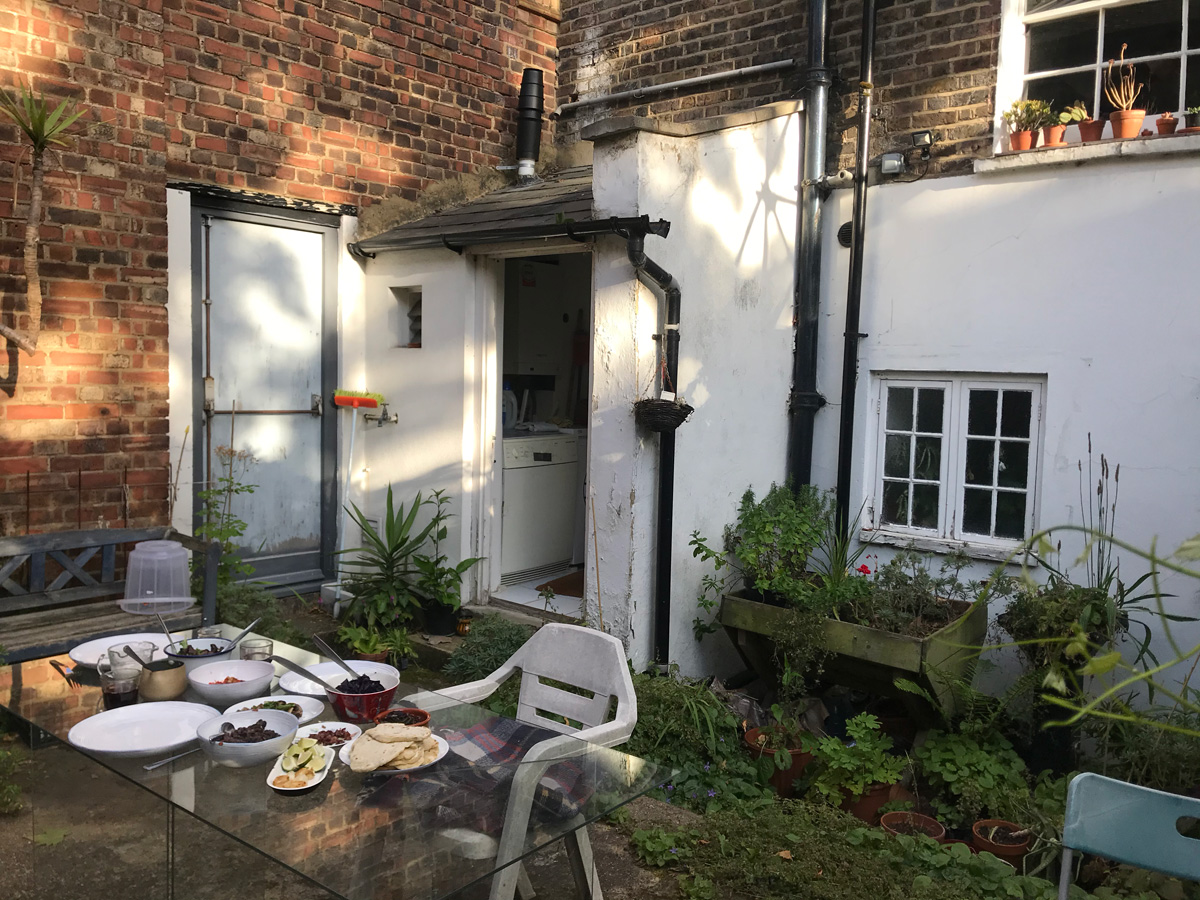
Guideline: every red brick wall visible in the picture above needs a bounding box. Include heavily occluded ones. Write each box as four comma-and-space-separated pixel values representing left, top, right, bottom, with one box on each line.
555, 0, 1001, 176
0, 0, 559, 536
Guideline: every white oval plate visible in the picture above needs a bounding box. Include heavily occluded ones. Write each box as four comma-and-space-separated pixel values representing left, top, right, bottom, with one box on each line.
276, 660, 399, 698
338, 733, 448, 776
68, 632, 176, 669
267, 740, 333, 792
67, 701, 218, 757
296, 721, 361, 748
223, 695, 324, 725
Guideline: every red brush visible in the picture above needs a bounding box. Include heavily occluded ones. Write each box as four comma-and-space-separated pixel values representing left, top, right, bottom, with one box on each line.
332, 390, 385, 409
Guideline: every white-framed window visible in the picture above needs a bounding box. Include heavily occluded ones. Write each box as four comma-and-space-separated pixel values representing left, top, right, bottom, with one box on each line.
999, 0, 1198, 121
871, 376, 1044, 547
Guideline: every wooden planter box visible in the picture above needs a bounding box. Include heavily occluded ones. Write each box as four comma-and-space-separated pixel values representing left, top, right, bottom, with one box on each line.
718, 593, 989, 720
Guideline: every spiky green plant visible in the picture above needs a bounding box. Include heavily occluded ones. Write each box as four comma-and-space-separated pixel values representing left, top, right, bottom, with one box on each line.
0, 83, 86, 355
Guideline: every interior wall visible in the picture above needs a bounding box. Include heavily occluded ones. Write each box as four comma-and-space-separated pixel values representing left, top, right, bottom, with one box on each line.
814, 156, 1200, 683
590, 109, 803, 674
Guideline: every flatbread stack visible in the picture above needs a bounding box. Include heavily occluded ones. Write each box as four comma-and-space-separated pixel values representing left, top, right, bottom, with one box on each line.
349, 723, 440, 773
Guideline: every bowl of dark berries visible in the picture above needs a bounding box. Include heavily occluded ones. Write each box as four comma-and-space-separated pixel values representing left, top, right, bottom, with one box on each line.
325, 667, 400, 725
197, 709, 298, 768
374, 706, 431, 728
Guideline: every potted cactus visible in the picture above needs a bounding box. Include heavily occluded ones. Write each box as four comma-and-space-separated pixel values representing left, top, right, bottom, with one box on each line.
1059, 100, 1103, 143
1003, 99, 1053, 151
1156, 110, 1179, 135
1104, 44, 1145, 139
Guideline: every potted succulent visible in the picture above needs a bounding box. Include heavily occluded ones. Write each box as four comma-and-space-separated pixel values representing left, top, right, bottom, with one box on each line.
1002, 99, 1053, 151
1061, 100, 1105, 142
336, 623, 391, 662
806, 713, 906, 824
1156, 110, 1179, 135
1042, 104, 1071, 147
1185, 106, 1200, 130
1104, 44, 1145, 139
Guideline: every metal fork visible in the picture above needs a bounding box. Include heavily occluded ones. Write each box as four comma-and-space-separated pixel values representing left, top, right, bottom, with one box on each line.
50, 659, 82, 690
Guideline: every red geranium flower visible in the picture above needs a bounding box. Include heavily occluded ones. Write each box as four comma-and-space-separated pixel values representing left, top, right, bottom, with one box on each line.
857, 563, 872, 575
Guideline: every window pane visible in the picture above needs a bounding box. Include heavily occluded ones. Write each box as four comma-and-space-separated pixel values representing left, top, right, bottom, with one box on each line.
885, 434, 911, 478
886, 387, 913, 431
963, 488, 993, 535
1192, 3, 1200, 49
1027, 0, 1092, 15
965, 439, 995, 486
916, 388, 944, 433
968, 390, 998, 436
996, 492, 1028, 539
1028, 14, 1099, 72
1026, 71, 1098, 113
1098, 59, 1179, 117
998, 441, 1030, 489
914, 436, 941, 481
913, 484, 939, 530
1001, 391, 1033, 438
882, 480, 910, 526
1187, 52, 1200, 106
1102, 0, 1183, 60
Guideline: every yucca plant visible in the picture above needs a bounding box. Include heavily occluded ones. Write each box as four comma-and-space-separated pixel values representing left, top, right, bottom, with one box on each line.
0, 83, 86, 355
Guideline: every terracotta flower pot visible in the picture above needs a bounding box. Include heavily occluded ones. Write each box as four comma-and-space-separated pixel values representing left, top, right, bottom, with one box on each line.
743, 727, 813, 798
840, 783, 894, 824
1157, 117, 1179, 135
972, 818, 1030, 868
354, 650, 389, 663
1076, 118, 1105, 142
1041, 123, 1066, 147
1008, 129, 1034, 152
880, 810, 946, 840
1109, 109, 1146, 139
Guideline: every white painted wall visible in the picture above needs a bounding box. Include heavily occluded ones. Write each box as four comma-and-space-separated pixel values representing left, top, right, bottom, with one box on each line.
812, 155, 1200, 682
357, 250, 500, 591
590, 111, 803, 673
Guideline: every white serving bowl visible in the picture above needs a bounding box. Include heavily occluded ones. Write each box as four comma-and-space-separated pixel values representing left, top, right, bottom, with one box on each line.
196, 709, 298, 768
165, 637, 236, 674
187, 659, 275, 705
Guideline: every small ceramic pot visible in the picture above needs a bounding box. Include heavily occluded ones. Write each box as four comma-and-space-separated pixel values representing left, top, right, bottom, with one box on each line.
1078, 118, 1106, 142
1009, 129, 1034, 151
841, 783, 894, 824
1109, 109, 1146, 139
1157, 117, 1179, 135
880, 811, 946, 841
743, 727, 812, 798
1041, 123, 1066, 147
972, 818, 1030, 867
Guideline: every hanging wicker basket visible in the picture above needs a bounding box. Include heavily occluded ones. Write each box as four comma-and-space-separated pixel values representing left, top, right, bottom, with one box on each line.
634, 397, 694, 433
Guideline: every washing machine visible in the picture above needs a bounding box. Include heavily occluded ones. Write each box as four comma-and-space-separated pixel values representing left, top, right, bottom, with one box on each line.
500, 433, 579, 582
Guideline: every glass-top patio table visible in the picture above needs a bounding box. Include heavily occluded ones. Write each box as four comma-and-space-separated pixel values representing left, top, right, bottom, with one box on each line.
0, 646, 661, 900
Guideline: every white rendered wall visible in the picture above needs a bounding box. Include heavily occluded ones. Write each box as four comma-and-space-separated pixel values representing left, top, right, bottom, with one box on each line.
813, 156, 1200, 682
590, 111, 803, 674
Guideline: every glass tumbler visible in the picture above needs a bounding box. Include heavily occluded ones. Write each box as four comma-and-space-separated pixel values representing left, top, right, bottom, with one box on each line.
97, 658, 141, 710
239, 638, 273, 661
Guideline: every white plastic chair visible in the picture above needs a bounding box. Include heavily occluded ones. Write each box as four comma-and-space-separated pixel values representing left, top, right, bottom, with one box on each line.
406, 622, 637, 900
1057, 772, 1200, 899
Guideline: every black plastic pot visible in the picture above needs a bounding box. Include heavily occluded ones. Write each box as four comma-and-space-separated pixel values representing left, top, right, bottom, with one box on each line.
1186, 112, 1200, 129
423, 604, 459, 636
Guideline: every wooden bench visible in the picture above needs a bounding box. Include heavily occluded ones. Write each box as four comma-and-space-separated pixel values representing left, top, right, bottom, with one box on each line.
0, 527, 220, 663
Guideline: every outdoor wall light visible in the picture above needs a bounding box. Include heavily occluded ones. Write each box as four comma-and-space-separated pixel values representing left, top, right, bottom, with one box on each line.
911, 130, 934, 160
879, 152, 906, 176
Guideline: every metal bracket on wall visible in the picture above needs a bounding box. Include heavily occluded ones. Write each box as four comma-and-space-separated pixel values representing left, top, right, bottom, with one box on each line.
364, 403, 398, 426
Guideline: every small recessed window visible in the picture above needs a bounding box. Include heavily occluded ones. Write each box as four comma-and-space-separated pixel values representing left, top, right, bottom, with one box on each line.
389, 286, 422, 348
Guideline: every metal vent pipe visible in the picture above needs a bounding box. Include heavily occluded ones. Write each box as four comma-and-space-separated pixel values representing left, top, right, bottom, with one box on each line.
517, 68, 544, 181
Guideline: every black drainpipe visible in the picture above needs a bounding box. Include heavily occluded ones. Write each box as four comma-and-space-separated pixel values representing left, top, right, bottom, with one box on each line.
627, 234, 681, 667
516, 68, 543, 182
786, 0, 831, 488
835, 0, 878, 538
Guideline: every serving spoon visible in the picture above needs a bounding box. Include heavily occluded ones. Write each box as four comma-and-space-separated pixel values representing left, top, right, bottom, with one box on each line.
311, 634, 360, 680
268, 655, 339, 692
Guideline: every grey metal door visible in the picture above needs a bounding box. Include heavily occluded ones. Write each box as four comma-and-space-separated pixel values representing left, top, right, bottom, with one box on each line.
192, 201, 338, 587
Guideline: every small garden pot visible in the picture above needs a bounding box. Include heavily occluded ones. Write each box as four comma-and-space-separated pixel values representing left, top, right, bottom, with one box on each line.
1041, 123, 1066, 147
354, 650, 390, 663
1008, 129, 1034, 151
841, 783, 894, 824
972, 819, 1030, 867
880, 811, 946, 841
1186, 112, 1200, 130
1109, 109, 1146, 139
1157, 117, 1179, 135
1078, 118, 1106, 142
743, 727, 813, 798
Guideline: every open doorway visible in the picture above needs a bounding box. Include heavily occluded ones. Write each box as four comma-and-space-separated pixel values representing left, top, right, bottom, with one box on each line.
491, 253, 592, 620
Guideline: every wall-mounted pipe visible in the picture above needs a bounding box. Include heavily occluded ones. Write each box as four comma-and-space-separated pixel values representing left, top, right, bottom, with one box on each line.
554, 59, 796, 118
834, 0, 878, 538
516, 68, 544, 182
786, 0, 831, 488
627, 234, 681, 668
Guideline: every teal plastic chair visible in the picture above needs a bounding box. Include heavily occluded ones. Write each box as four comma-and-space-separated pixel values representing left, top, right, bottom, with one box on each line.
1058, 772, 1200, 899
